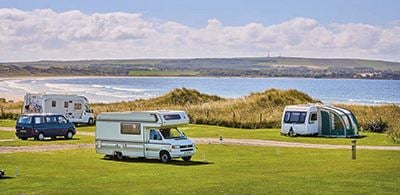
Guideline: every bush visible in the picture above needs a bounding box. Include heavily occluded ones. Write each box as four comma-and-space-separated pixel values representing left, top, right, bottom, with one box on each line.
363, 118, 389, 133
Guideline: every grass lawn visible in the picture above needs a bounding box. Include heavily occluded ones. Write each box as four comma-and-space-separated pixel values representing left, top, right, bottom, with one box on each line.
0, 145, 399, 194
0, 131, 93, 146
128, 70, 199, 76
0, 119, 16, 127
75, 124, 397, 146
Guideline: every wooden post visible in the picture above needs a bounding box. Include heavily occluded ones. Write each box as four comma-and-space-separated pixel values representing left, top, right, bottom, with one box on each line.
206, 110, 209, 119
259, 113, 263, 123
351, 139, 357, 160
0, 106, 3, 118
232, 112, 236, 122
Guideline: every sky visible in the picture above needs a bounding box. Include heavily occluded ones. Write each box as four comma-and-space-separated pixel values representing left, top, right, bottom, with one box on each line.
0, 0, 399, 62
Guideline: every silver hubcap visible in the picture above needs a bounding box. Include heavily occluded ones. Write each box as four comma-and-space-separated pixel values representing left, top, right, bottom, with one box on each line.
38, 134, 44, 140
67, 132, 72, 138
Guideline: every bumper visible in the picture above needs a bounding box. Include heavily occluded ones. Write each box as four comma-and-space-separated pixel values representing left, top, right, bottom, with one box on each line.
15, 131, 38, 139
170, 148, 196, 158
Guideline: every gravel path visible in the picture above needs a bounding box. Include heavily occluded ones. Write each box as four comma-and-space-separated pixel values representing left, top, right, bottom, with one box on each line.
1, 127, 400, 153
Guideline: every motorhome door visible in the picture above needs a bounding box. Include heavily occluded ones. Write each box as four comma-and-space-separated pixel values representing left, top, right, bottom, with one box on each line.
145, 129, 163, 159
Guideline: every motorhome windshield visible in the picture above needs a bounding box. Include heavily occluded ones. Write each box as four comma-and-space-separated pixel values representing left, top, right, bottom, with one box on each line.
160, 128, 186, 140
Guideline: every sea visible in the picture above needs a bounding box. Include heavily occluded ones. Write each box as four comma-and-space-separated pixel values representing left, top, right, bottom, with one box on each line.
0, 77, 399, 104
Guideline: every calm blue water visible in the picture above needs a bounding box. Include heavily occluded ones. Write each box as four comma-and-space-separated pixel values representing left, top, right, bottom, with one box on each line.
1, 77, 399, 104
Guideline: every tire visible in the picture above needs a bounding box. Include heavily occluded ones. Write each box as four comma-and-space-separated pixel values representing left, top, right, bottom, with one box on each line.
288, 129, 295, 137
65, 131, 73, 139
182, 156, 192, 162
88, 118, 94, 125
37, 133, 45, 141
160, 151, 171, 163
114, 152, 124, 160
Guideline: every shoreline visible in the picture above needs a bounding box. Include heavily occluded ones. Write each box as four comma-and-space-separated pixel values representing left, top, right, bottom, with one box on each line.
0, 76, 398, 105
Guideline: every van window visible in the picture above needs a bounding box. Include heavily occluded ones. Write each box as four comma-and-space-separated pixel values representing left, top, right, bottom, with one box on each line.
120, 123, 141, 135
64, 101, 69, 108
51, 101, 56, 107
58, 116, 68, 124
34, 116, 44, 124
18, 116, 32, 124
74, 103, 82, 110
284, 111, 307, 124
46, 116, 58, 124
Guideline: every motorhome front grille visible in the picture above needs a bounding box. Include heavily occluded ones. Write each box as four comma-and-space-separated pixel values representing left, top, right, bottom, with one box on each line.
180, 148, 193, 152
180, 145, 193, 149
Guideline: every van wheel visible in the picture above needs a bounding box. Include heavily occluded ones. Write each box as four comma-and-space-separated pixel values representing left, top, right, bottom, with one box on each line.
65, 131, 73, 139
37, 133, 45, 141
88, 118, 94, 125
114, 152, 124, 160
288, 129, 295, 137
182, 156, 192, 162
160, 151, 171, 163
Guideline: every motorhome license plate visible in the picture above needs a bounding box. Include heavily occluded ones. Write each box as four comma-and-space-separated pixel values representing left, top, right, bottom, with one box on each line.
20, 130, 26, 133
184, 151, 191, 155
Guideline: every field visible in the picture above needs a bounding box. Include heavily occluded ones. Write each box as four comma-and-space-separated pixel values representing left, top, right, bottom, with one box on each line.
1, 119, 400, 194
128, 70, 199, 76
1, 145, 399, 194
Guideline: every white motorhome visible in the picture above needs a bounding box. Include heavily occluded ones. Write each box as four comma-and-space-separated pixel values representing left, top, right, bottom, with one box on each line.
24, 93, 95, 125
281, 104, 359, 137
95, 110, 196, 163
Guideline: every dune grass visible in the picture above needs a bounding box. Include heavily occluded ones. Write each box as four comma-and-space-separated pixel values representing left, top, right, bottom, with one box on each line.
1, 88, 399, 142
0, 119, 15, 127
0, 145, 399, 194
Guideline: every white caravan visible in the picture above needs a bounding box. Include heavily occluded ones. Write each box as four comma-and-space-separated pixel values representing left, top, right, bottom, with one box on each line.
24, 93, 95, 125
281, 104, 359, 137
95, 110, 196, 163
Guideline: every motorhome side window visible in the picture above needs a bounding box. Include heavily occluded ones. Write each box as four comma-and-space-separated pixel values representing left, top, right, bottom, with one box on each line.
284, 111, 307, 124
64, 101, 68, 108
149, 129, 162, 140
51, 100, 56, 107
74, 103, 82, 110
120, 123, 140, 135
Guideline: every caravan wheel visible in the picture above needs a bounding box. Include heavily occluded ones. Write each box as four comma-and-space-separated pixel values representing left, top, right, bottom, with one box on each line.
114, 152, 124, 160
288, 129, 295, 137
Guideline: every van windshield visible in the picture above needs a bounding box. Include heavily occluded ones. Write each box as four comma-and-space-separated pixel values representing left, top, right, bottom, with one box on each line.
160, 128, 186, 140
18, 116, 32, 124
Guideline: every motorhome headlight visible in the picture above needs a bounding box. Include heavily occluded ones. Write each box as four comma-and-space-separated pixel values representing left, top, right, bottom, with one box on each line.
172, 145, 180, 149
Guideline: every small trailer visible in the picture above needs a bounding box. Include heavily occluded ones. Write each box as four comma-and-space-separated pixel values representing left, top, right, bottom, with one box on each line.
281, 104, 360, 137
95, 110, 196, 163
24, 93, 95, 125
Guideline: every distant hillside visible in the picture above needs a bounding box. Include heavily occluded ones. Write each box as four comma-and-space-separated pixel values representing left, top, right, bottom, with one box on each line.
1, 57, 399, 79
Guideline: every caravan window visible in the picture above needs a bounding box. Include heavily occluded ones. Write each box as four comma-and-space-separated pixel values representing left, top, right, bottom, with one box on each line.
309, 113, 317, 123
51, 101, 56, 107
120, 123, 141, 135
74, 103, 82, 110
64, 101, 69, 108
284, 111, 307, 124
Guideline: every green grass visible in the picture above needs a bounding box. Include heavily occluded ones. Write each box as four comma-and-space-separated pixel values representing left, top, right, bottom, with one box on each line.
0, 119, 16, 127
128, 70, 199, 76
74, 124, 397, 146
0, 131, 93, 146
0, 145, 399, 194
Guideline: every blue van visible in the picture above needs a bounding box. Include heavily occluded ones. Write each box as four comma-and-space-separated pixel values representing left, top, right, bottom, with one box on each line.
16, 113, 76, 141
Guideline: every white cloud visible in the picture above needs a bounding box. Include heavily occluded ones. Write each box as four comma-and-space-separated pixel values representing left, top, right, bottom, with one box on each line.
0, 8, 399, 62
